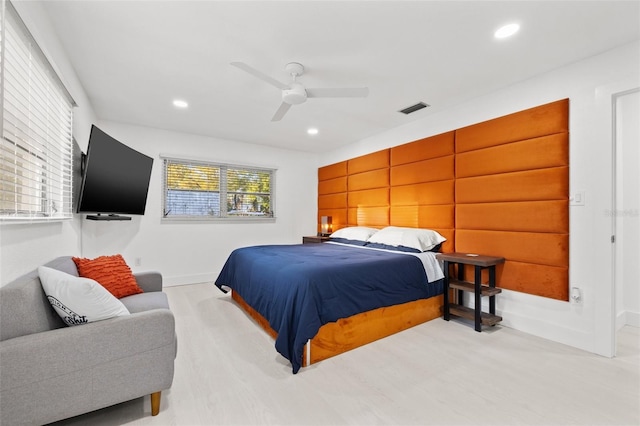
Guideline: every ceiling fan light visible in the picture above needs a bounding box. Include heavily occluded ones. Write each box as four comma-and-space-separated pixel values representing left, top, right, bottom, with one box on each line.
282, 83, 307, 105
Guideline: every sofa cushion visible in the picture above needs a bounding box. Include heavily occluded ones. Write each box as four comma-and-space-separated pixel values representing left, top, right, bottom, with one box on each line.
72, 254, 143, 298
38, 267, 130, 326
120, 291, 170, 314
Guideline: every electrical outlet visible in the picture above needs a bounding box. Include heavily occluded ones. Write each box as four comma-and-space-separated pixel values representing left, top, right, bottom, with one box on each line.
570, 287, 582, 304
135, 257, 142, 267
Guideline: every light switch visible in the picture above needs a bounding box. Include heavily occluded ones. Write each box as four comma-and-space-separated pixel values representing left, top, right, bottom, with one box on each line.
570, 191, 585, 206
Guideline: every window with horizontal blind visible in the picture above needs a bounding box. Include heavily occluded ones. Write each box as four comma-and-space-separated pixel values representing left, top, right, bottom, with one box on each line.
162, 156, 275, 221
0, 1, 75, 221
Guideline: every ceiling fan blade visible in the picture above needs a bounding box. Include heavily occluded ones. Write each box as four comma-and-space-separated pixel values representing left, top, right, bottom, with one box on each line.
271, 102, 292, 122
230, 62, 288, 90
306, 87, 369, 98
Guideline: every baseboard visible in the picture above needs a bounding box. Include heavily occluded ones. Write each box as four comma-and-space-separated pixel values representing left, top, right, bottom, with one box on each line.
498, 309, 593, 353
163, 273, 216, 287
623, 310, 640, 328
484, 290, 594, 354
616, 311, 627, 330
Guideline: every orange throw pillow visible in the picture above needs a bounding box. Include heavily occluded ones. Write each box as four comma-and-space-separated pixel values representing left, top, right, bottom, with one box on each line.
72, 254, 143, 299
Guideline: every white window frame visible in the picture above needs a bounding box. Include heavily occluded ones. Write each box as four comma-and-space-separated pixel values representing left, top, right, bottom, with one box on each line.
161, 155, 276, 223
0, 0, 75, 222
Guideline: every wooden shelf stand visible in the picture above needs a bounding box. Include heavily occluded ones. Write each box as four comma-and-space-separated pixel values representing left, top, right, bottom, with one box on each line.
436, 253, 505, 332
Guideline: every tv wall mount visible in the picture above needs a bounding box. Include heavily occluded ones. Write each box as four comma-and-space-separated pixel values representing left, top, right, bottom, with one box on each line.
86, 214, 131, 221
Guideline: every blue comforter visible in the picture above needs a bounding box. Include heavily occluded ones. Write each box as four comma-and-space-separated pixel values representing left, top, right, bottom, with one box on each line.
214, 243, 443, 373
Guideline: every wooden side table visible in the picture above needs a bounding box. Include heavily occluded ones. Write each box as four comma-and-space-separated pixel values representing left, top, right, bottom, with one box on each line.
436, 252, 505, 332
302, 235, 331, 244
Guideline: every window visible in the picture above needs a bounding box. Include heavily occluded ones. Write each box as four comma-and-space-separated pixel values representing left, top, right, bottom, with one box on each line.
162, 156, 275, 221
0, 1, 75, 221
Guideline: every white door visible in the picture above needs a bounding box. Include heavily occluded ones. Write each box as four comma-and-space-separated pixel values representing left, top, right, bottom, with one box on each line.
614, 89, 640, 337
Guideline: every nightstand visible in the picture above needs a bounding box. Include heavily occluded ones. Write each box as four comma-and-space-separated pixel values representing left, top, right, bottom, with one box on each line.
302, 235, 331, 244
436, 252, 505, 332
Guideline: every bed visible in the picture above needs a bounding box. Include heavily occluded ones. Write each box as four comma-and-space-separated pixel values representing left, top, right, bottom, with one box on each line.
214, 226, 446, 373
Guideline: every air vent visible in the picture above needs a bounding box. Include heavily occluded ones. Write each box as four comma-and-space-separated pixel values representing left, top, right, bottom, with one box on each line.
399, 102, 430, 115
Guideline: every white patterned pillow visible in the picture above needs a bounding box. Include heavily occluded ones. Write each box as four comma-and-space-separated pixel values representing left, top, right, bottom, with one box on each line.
38, 266, 130, 326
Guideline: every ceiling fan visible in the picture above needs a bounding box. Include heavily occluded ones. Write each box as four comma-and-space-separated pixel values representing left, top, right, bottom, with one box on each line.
231, 62, 369, 121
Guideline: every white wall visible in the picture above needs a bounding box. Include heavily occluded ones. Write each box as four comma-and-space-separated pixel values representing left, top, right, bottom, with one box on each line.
79, 122, 318, 286
319, 41, 640, 356
0, 1, 97, 285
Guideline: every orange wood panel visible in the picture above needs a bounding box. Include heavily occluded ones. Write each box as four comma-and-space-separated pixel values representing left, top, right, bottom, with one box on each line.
232, 291, 278, 339
348, 188, 389, 208
497, 261, 569, 300
390, 155, 454, 186
437, 230, 455, 253
309, 296, 443, 365
455, 99, 569, 153
456, 200, 568, 233
233, 289, 443, 369
456, 133, 569, 178
348, 168, 389, 191
457, 260, 568, 300
456, 229, 568, 268
318, 193, 347, 210
390, 205, 454, 229
390, 180, 454, 206
456, 167, 569, 204
390, 132, 455, 166
318, 176, 347, 195
348, 206, 389, 227
348, 149, 389, 175
319, 161, 347, 181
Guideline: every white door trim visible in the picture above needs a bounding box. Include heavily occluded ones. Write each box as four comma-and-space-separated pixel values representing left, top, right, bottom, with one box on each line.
594, 78, 640, 358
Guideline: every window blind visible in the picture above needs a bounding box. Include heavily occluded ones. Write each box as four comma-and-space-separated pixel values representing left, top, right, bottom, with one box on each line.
162, 156, 275, 221
0, 1, 75, 221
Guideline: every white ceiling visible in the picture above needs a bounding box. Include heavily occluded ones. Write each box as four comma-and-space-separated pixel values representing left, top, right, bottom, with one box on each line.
41, 1, 640, 153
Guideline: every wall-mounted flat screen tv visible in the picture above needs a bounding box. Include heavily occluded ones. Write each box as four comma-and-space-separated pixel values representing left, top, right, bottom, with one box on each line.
76, 125, 153, 220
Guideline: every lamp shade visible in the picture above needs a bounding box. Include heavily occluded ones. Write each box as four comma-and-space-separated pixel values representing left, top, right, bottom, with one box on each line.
320, 216, 332, 236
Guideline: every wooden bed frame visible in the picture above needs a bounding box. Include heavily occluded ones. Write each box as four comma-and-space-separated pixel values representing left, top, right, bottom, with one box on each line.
231, 290, 443, 369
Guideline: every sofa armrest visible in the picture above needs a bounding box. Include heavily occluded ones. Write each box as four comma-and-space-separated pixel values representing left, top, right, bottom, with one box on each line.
0, 309, 175, 392
134, 271, 163, 292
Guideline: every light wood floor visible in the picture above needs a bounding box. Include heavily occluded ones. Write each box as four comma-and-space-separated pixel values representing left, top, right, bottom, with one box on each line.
53, 282, 639, 426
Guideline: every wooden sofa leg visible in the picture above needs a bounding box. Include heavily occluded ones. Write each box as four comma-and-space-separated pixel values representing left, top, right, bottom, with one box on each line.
150, 391, 161, 416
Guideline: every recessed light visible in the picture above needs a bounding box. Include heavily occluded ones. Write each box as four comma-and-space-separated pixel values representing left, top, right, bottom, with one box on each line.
494, 23, 520, 39
173, 99, 188, 108
307, 128, 319, 135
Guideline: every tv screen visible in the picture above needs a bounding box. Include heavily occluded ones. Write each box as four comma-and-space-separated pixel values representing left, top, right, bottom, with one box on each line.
76, 125, 153, 218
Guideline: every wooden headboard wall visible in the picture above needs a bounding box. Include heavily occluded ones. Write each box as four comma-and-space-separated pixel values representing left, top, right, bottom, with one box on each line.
318, 99, 569, 301
318, 132, 456, 252
455, 99, 569, 300
389, 132, 456, 253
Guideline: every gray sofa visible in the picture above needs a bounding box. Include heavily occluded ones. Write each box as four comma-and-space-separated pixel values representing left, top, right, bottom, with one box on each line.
0, 256, 177, 425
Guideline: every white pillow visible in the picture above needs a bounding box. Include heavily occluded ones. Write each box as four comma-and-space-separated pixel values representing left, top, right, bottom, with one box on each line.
38, 266, 130, 326
367, 226, 446, 252
330, 226, 379, 242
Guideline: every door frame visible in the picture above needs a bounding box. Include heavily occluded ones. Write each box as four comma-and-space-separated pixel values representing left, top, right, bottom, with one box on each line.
594, 79, 640, 357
